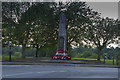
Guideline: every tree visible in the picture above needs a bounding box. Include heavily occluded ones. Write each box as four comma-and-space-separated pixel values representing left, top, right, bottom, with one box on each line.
26, 3, 57, 57
53, 2, 100, 49
2, 2, 33, 58
83, 17, 118, 61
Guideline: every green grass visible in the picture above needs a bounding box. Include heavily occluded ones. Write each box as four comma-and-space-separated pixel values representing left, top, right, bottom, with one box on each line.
0, 55, 2, 61
38, 57, 51, 59
26, 57, 51, 59
72, 58, 117, 65
2, 56, 51, 60
2, 56, 21, 60
101, 59, 117, 65
72, 58, 97, 60
1, 56, 119, 65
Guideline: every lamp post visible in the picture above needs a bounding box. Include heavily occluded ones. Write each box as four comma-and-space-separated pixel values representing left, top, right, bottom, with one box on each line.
113, 54, 114, 65
104, 54, 106, 64
9, 2, 12, 62
116, 54, 118, 65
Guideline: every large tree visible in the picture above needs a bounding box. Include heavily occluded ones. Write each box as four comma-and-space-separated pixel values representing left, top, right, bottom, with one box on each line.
83, 17, 118, 61
25, 3, 57, 57
2, 2, 33, 58
53, 2, 100, 49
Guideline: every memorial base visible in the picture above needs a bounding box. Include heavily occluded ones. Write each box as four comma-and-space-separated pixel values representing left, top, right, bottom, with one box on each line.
52, 50, 71, 60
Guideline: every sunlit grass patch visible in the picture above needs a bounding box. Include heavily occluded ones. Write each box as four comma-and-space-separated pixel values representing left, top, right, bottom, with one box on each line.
2, 55, 21, 60
72, 58, 117, 65
72, 58, 97, 60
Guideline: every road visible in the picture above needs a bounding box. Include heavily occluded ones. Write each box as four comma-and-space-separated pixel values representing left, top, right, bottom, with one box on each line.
2, 64, 118, 78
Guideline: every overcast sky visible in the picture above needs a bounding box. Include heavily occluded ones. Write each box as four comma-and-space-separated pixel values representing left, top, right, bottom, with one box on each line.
87, 2, 118, 19
87, 2, 119, 48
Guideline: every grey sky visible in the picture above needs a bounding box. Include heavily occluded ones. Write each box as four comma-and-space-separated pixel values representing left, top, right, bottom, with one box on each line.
86, 2, 119, 48
87, 2, 118, 19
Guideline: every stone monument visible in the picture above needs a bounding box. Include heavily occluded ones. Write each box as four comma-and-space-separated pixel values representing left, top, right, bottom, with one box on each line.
52, 12, 71, 60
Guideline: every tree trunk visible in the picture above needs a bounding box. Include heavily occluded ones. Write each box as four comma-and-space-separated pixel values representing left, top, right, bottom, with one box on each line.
35, 48, 39, 57
22, 43, 26, 58
35, 44, 39, 57
97, 48, 101, 61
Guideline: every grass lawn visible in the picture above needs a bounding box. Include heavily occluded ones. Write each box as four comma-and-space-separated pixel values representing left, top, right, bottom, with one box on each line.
2, 56, 51, 61
2, 56, 21, 60
72, 58, 97, 60
72, 58, 117, 65
0, 55, 2, 61
1, 56, 119, 65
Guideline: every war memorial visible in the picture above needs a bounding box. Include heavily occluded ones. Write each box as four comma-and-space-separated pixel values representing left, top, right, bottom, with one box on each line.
52, 12, 71, 60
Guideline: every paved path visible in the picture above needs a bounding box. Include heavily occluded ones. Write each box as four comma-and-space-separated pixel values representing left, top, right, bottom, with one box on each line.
2, 62, 120, 68
2, 64, 119, 78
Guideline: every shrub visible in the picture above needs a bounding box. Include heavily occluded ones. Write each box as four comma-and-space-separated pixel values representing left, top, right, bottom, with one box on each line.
81, 51, 92, 58
14, 52, 22, 58
74, 53, 82, 58
89, 53, 98, 59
